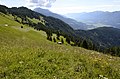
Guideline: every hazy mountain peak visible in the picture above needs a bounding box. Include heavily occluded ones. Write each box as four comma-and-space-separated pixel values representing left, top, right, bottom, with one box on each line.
34, 7, 90, 30
34, 8, 51, 13
65, 11, 120, 29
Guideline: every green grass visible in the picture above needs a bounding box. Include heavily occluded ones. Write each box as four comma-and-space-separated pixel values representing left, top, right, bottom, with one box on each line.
28, 17, 40, 24
0, 13, 22, 26
27, 17, 45, 25
0, 14, 120, 79
52, 34, 69, 45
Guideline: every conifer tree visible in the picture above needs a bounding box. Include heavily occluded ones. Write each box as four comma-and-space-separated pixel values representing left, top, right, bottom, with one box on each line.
61, 38, 64, 44
66, 37, 70, 44
53, 37, 56, 42
81, 40, 88, 49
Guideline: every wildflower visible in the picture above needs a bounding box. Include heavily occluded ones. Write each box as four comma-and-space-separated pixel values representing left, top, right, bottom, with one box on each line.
19, 61, 24, 64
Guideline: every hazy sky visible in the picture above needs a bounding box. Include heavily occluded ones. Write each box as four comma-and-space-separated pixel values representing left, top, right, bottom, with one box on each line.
0, 0, 120, 14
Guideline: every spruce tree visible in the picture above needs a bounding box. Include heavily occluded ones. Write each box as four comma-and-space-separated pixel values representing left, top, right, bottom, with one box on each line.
61, 38, 64, 44
81, 40, 88, 49
66, 37, 70, 44
53, 37, 56, 42
57, 31, 60, 40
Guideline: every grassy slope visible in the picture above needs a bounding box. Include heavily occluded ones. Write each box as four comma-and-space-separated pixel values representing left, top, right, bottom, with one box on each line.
0, 14, 120, 79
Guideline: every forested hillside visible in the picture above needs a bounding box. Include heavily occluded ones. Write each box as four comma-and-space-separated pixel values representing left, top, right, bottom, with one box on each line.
0, 5, 120, 56
0, 7, 120, 79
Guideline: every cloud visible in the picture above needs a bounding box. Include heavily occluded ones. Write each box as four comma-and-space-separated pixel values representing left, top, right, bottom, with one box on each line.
26, 0, 56, 8
30, 0, 39, 3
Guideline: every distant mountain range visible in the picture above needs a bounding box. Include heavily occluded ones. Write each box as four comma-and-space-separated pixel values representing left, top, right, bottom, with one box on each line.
65, 11, 120, 29
34, 8, 93, 30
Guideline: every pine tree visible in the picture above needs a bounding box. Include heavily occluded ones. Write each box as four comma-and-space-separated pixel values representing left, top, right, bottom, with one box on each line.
61, 38, 64, 44
49, 36, 52, 41
57, 31, 60, 40
81, 40, 88, 49
53, 37, 56, 42
57, 36, 60, 40
47, 36, 52, 41
88, 40, 93, 50
66, 37, 70, 44
78, 42, 81, 47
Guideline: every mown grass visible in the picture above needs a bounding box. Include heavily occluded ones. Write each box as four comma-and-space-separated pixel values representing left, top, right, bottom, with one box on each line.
0, 14, 120, 79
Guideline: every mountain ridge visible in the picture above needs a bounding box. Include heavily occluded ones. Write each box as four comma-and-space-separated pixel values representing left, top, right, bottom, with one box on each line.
65, 11, 120, 29
34, 8, 91, 30
75, 27, 120, 49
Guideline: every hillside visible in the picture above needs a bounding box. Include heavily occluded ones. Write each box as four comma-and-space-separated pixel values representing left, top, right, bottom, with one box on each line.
75, 27, 120, 49
1, 5, 120, 55
33, 7, 120, 52
34, 8, 91, 30
65, 11, 120, 29
0, 5, 75, 37
0, 11, 120, 79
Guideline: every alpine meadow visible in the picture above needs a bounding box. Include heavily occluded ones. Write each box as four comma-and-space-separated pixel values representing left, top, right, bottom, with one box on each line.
0, 0, 120, 79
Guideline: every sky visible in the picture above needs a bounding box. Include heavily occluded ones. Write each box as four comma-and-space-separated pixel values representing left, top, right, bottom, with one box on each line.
0, 0, 120, 14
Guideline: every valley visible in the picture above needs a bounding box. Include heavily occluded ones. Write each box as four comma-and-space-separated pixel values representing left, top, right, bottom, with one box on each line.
0, 4, 120, 79
65, 11, 120, 30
